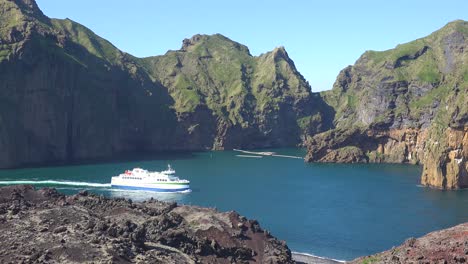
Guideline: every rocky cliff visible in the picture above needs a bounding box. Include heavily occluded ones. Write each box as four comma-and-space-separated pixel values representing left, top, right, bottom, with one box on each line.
305, 20, 468, 189
0, 0, 179, 168
0, 185, 293, 263
0, 0, 327, 168
138, 34, 331, 150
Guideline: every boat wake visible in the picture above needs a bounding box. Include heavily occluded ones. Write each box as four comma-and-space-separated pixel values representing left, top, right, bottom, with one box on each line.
0, 180, 111, 188
0, 180, 192, 194
292, 251, 346, 263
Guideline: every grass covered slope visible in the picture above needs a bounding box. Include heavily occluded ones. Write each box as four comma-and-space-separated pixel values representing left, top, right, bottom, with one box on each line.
307, 20, 468, 189
322, 20, 467, 129
139, 34, 326, 149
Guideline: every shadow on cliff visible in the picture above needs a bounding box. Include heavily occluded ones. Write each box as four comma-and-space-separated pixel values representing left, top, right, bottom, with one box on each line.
309, 92, 336, 134
0, 31, 181, 168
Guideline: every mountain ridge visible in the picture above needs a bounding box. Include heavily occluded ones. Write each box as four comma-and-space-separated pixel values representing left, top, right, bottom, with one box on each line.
0, 0, 321, 168
306, 20, 468, 189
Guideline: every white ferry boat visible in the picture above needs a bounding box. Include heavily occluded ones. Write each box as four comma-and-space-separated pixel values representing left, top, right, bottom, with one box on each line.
111, 165, 190, 192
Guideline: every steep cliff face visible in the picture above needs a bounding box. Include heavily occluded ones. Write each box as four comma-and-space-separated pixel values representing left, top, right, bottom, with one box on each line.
421, 126, 468, 189
306, 20, 468, 189
0, 0, 327, 168
0, 0, 180, 168
138, 35, 330, 150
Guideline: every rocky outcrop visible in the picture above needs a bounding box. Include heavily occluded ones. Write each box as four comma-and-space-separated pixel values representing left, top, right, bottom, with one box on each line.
306, 20, 468, 189
306, 127, 427, 164
0, 185, 293, 263
350, 222, 468, 264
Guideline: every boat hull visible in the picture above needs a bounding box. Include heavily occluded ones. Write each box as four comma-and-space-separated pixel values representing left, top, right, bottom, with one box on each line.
111, 184, 190, 192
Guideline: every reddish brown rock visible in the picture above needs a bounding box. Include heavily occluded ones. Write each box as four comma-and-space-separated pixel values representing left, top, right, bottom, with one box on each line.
351, 223, 468, 264
0, 185, 292, 263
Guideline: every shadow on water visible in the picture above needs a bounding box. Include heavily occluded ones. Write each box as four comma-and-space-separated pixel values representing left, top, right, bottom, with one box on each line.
4, 151, 197, 170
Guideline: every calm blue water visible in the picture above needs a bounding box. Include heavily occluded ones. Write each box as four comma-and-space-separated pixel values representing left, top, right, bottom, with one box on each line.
0, 148, 467, 261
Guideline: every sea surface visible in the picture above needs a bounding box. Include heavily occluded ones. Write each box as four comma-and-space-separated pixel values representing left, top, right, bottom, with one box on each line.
0, 148, 467, 261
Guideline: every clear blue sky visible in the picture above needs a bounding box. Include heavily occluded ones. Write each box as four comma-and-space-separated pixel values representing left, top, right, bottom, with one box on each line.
36, 0, 467, 92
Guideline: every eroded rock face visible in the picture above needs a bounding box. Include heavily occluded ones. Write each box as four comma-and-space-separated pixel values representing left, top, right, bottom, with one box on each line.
306, 20, 468, 189
421, 127, 468, 189
350, 222, 468, 264
0, 185, 293, 263
306, 127, 427, 164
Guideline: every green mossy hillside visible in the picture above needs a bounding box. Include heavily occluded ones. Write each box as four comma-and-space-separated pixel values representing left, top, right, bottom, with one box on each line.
322, 20, 467, 130
139, 34, 315, 134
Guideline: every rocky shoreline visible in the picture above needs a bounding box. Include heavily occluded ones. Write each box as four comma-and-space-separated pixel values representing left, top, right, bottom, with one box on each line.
1, 185, 467, 263
0, 185, 292, 263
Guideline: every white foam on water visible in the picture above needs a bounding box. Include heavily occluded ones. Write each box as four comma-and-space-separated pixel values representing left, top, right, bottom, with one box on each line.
0, 180, 111, 188
109, 188, 192, 194
292, 251, 346, 263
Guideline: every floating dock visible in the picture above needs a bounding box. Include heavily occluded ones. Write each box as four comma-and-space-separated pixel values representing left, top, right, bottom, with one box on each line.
233, 149, 303, 159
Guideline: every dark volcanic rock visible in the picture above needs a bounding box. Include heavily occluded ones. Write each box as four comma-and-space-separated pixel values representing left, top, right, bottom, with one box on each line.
0, 185, 293, 263
350, 223, 468, 264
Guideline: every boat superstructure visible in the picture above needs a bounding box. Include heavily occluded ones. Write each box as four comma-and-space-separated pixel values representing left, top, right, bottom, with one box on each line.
111, 165, 190, 192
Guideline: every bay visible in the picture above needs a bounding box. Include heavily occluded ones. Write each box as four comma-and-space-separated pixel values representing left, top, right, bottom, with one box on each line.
0, 148, 467, 261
